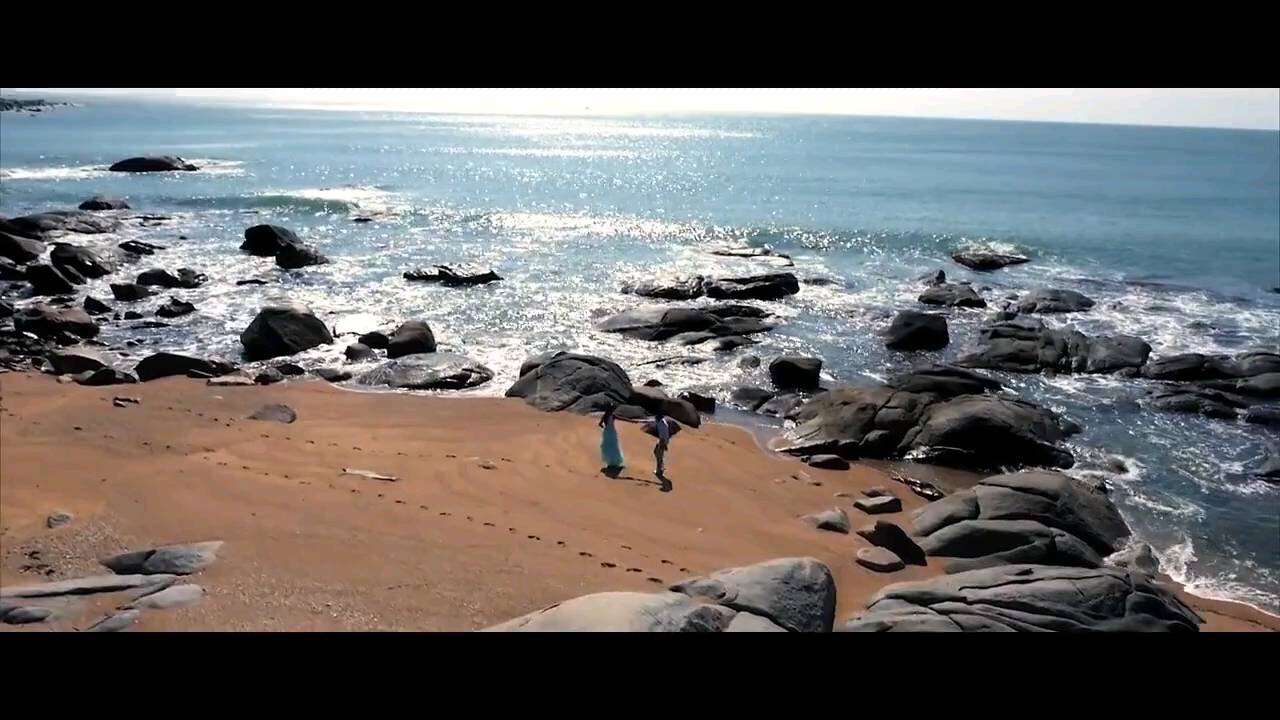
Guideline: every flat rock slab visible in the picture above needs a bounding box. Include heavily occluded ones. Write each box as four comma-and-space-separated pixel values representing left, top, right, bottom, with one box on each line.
855, 496, 903, 514
86, 609, 140, 632
857, 547, 906, 572
1, 573, 177, 599
248, 404, 296, 424
670, 557, 836, 633
801, 508, 850, 534
484, 591, 734, 632
126, 583, 205, 610
100, 541, 223, 575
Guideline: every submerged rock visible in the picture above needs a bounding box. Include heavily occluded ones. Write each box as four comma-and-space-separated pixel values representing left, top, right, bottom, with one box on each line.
109, 156, 199, 172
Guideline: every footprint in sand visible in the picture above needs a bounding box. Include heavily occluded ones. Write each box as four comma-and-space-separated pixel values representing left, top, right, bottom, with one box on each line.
377, 493, 384, 498
601, 562, 617, 569
395, 500, 405, 504
439, 511, 450, 517
660, 560, 673, 565
306, 440, 316, 445
528, 535, 540, 541
620, 545, 632, 550
626, 568, 642, 573
579, 551, 593, 558
465, 515, 473, 521
679, 567, 690, 573
556, 541, 566, 546
647, 577, 664, 584
420, 505, 429, 510
483, 522, 495, 527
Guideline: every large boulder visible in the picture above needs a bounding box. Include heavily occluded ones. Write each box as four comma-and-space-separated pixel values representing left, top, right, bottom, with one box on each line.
1147, 386, 1247, 419
240, 302, 334, 360
137, 268, 206, 289
135, 353, 236, 381
506, 353, 632, 413
25, 263, 79, 295
110, 282, 154, 301
78, 195, 130, 211
844, 564, 1201, 632
781, 385, 930, 458
856, 520, 927, 566
385, 320, 437, 358
670, 557, 836, 633
356, 353, 494, 390
919, 283, 986, 308
276, 242, 329, 269
0, 231, 45, 263
403, 265, 500, 286
703, 273, 800, 301
959, 316, 1150, 375
629, 386, 701, 428
13, 304, 98, 339
47, 348, 108, 375
599, 304, 772, 342
885, 311, 949, 351
108, 156, 199, 172
951, 249, 1030, 272
886, 364, 1002, 397
485, 591, 734, 632
769, 355, 822, 390
241, 225, 301, 256
897, 394, 1076, 470
1204, 372, 1280, 399
77, 367, 138, 386
1143, 351, 1280, 382
1016, 288, 1095, 314
6, 211, 119, 236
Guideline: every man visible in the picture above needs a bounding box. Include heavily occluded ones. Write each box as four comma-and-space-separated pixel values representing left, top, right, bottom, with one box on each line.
653, 409, 671, 490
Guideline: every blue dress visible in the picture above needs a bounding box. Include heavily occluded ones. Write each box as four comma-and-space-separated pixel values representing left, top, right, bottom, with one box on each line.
601, 418, 625, 468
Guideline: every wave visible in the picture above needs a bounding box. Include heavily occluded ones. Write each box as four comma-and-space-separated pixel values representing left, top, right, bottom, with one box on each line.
169, 185, 406, 216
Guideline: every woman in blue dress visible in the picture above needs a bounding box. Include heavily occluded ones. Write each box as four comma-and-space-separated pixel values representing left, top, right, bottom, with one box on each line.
599, 404, 624, 474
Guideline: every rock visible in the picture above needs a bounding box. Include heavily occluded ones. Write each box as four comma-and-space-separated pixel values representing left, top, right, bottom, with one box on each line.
898, 394, 1076, 470
77, 368, 138, 386
951, 249, 1030, 271
0, 573, 176, 599
844, 564, 1201, 632
518, 350, 566, 377
856, 520, 926, 565
1106, 543, 1161, 576
241, 224, 301, 256
599, 304, 773, 342
87, 609, 140, 632
358, 331, 389, 349
112, 396, 140, 407
629, 386, 701, 428
710, 335, 757, 352
1245, 406, 1280, 427
127, 584, 205, 610
0, 299, 13, 318
404, 265, 501, 286
725, 611, 788, 632
46, 348, 107, 375
1016, 288, 1095, 314
6, 210, 120, 236
806, 454, 850, 470
919, 269, 947, 285
919, 283, 986, 308
709, 246, 792, 262
671, 557, 836, 633
249, 404, 296, 423
357, 353, 494, 390
46, 511, 74, 529
0, 231, 46, 263
240, 302, 334, 360
704, 273, 800, 301
506, 353, 632, 413
254, 368, 285, 385
679, 391, 716, 414
14, 304, 98, 339
110, 282, 154, 301
856, 547, 906, 572
801, 508, 850, 534
885, 311, 949, 351
123, 311, 144, 320
208, 373, 256, 387
623, 276, 707, 300
855, 496, 902, 514
314, 367, 353, 382
84, 296, 112, 316
100, 541, 223, 575
345, 343, 375, 361
739, 354, 761, 369
156, 297, 196, 318
0, 257, 25, 281
886, 364, 1002, 397
769, 356, 821, 390
1142, 351, 1280, 382
0, 605, 53, 624
135, 352, 235, 382
49, 244, 115, 281
730, 386, 776, 411
758, 393, 804, 419
25, 263, 79, 295
275, 363, 305, 376
137, 267, 206, 289
276, 242, 329, 269
385, 320, 436, 358
1148, 386, 1245, 419
108, 156, 199, 172
485, 591, 734, 632
1253, 445, 1280, 481
235, 278, 269, 286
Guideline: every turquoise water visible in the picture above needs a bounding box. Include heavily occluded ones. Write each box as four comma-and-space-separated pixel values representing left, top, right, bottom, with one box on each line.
3, 95, 1278, 612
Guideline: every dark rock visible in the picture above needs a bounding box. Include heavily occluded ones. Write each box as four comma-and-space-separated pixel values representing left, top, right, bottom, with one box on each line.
108, 156, 199, 172
357, 353, 494, 390
14, 304, 98, 339
629, 386, 701, 428
0, 299, 13, 318
919, 283, 986, 308
123, 310, 144, 320
100, 541, 223, 575
135, 352, 235, 382
506, 353, 632, 413
807, 454, 850, 470
241, 224, 301, 256
254, 368, 285, 385
0, 257, 25, 281
79, 195, 130, 211
678, 392, 716, 414
1142, 351, 1280, 382
240, 302, 334, 360
730, 386, 776, 411
345, 343, 375, 361
385, 320, 437, 358
77, 368, 138, 386
898, 394, 1076, 470
885, 311, 949, 351
404, 265, 501, 286
314, 367, 353, 382
801, 508, 850, 534
46, 511, 74, 529
704, 273, 800, 301
844, 564, 1201, 632
7, 210, 120, 236
1244, 406, 1280, 427
131, 321, 170, 330
47, 348, 107, 375
518, 350, 566, 377
274, 363, 305, 376
87, 609, 140, 632
623, 276, 707, 300
709, 246, 792, 262
358, 331, 389, 349
0, 605, 54, 624
855, 495, 903, 514
485, 590, 734, 632
1016, 288, 1095, 314
599, 304, 773, 342
856, 520, 926, 566
207, 373, 255, 387
758, 393, 805, 419
137, 267, 207, 289
856, 547, 906, 572
1148, 386, 1245, 419
249, 404, 297, 424
110, 282, 154, 301
710, 335, 757, 352
0, 231, 46, 263
919, 269, 947, 286
156, 297, 196, 318
769, 355, 821, 391
1106, 543, 1161, 576
25, 263, 78, 295
119, 240, 165, 256
951, 249, 1030, 271
84, 296, 112, 316
236, 278, 269, 286
670, 557, 836, 633
276, 242, 329, 269
960, 316, 1150, 375
886, 364, 1002, 397
920, 519, 1103, 571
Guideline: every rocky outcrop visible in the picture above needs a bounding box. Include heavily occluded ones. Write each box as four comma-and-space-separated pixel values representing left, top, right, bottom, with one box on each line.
951, 249, 1030, 271
1016, 288, 1095, 314
78, 195, 130, 211
886, 364, 1002, 397
135, 353, 236, 382
0, 231, 46, 263
918, 283, 986, 308
885, 311, 949, 351
108, 156, 199, 172
357, 353, 494, 390
704, 273, 800, 301
959, 316, 1151, 375
6, 211, 120, 236
240, 302, 334, 360
769, 356, 822, 390
137, 268, 207, 289
241, 224, 302, 256
386, 320, 436, 358
599, 304, 773, 342
13, 304, 98, 339
404, 265, 501, 286
506, 353, 633, 413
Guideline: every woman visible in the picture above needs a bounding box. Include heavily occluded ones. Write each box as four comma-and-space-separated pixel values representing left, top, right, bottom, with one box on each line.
599, 404, 625, 474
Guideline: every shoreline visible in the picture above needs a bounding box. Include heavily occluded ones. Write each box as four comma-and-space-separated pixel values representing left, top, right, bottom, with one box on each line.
1, 370, 1274, 631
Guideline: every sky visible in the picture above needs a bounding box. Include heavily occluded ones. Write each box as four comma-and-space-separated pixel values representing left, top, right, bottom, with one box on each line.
10, 88, 1280, 130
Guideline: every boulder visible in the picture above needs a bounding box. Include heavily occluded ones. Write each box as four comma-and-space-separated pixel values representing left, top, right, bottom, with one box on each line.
801, 508, 850, 534
0, 299, 13, 318
1211, 372, 1280, 399
629, 386, 701, 428
108, 156, 199, 172
1141, 351, 1280, 382
404, 265, 501, 286
208, 373, 257, 387
856, 547, 906, 572
670, 557, 836, 633
807, 454, 850, 470
1106, 542, 1161, 576
599, 304, 773, 342
127, 583, 205, 610
506, 353, 633, 413
275, 363, 305, 376
951, 249, 1030, 271
703, 273, 800, 301
241, 224, 301, 256
156, 297, 196, 318
79, 195, 130, 211
725, 612, 788, 632
678, 391, 716, 414
100, 541, 223, 575
0, 573, 175, 599
1244, 406, 1280, 427
885, 311, 949, 351
253, 369, 284, 385
358, 331, 390, 349
249, 404, 297, 423
357, 353, 494, 391
518, 350, 567, 377
119, 240, 165, 256
25, 263, 78, 295
898, 394, 1076, 470
730, 386, 776, 411
123, 311, 144, 320
345, 343, 375, 361
919, 283, 986, 308
758, 393, 804, 419
86, 610, 140, 632
135, 352, 235, 382
769, 355, 822, 390
47, 348, 107, 375
314, 367, 353, 382
1147, 386, 1245, 419
886, 364, 1002, 397
136, 267, 206, 289
240, 302, 334, 360
83, 296, 113, 316
0, 605, 54, 625
959, 316, 1150, 375
485, 591, 734, 632
919, 269, 946, 286
6, 211, 120, 236
856, 520, 926, 566
622, 276, 707, 300
0, 257, 25, 281
0, 231, 45, 263
276, 242, 329, 269
13, 304, 98, 339
710, 335, 757, 352
1016, 288, 1095, 314
110, 282, 154, 302
76, 368, 138, 386
386, 320, 437, 358
855, 496, 902, 514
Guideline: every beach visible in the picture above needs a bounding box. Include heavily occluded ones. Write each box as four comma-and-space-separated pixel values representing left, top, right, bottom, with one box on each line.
1, 371, 1274, 632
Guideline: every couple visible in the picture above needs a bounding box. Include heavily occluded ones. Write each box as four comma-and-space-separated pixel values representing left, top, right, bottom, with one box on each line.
599, 404, 673, 491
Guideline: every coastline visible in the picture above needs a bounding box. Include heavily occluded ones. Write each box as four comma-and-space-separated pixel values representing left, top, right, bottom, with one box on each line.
1, 371, 1273, 631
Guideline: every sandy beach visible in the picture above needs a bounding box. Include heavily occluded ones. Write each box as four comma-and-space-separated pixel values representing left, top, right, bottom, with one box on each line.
0, 371, 1274, 632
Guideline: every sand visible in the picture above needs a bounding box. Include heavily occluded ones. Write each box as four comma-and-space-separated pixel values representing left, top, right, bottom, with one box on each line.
1, 371, 1274, 632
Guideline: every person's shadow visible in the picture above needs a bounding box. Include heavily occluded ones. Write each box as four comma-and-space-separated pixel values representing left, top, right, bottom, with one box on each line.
601, 466, 668, 490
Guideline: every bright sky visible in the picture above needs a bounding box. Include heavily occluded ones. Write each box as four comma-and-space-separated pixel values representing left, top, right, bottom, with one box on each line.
12, 88, 1280, 130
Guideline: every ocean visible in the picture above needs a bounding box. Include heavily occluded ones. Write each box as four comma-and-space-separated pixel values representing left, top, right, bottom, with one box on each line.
2, 95, 1278, 613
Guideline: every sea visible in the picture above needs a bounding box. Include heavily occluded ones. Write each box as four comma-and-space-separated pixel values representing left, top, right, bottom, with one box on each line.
2, 94, 1278, 614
